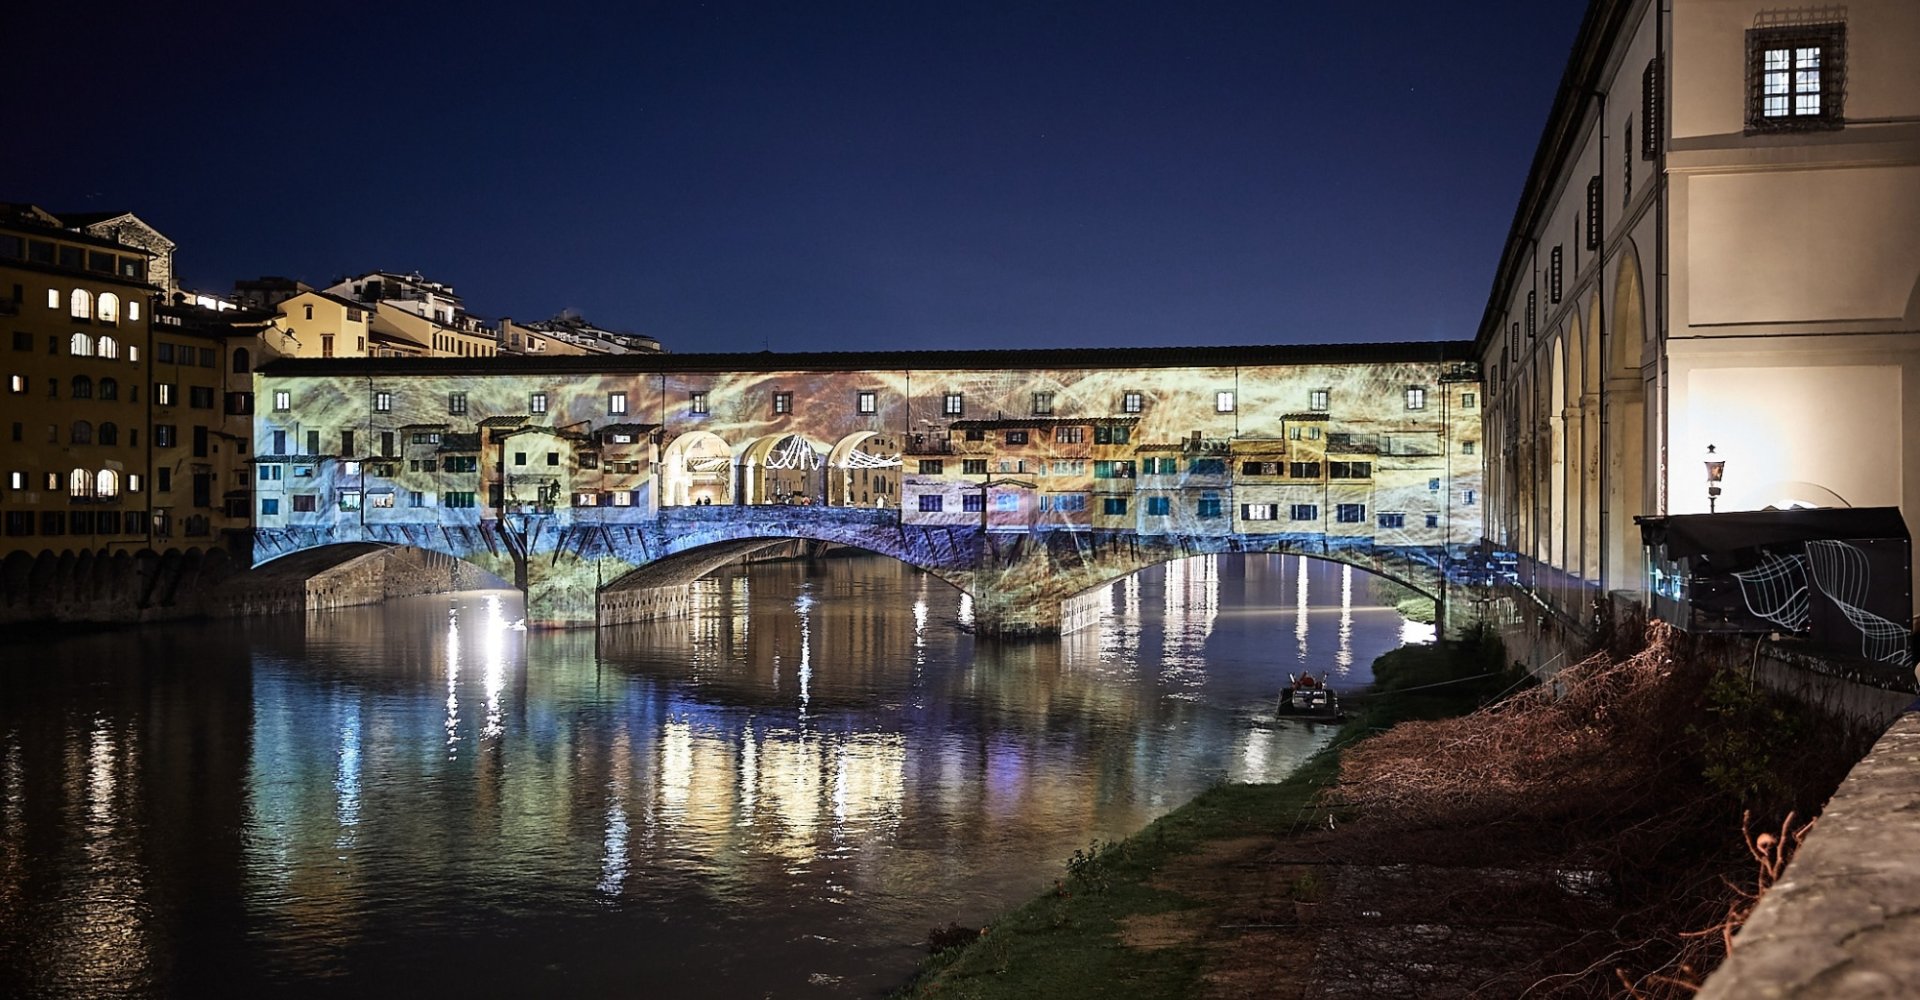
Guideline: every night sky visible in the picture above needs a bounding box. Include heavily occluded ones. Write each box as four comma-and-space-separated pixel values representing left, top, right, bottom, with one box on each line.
6, 2, 1584, 353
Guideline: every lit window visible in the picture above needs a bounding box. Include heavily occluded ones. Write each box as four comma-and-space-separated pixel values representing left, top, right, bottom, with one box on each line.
128, 300, 139, 322
1122, 391, 1143, 413
1243, 503, 1277, 521
448, 392, 467, 415
530, 392, 548, 414
1032, 392, 1054, 415
7, 471, 21, 489
772, 391, 791, 414
69, 332, 93, 356
70, 289, 91, 319
1405, 386, 1426, 410
47, 288, 59, 309
375, 392, 392, 412
97, 292, 119, 324
6, 375, 21, 394
95, 469, 118, 498
272, 389, 288, 411
1215, 391, 1235, 413
943, 393, 963, 416
69, 468, 90, 497
609, 391, 627, 415
1749, 24, 1844, 130
691, 391, 709, 414
857, 391, 877, 414
1309, 389, 1329, 411
97, 335, 118, 359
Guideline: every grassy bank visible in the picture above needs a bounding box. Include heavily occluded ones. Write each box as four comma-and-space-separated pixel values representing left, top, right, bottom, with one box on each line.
896, 633, 1513, 999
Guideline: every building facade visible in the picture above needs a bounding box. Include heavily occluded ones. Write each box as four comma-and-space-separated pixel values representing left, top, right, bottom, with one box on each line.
1476, 0, 1920, 624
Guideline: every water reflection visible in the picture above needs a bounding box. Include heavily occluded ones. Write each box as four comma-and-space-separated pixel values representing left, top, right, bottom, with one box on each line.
0, 554, 1413, 999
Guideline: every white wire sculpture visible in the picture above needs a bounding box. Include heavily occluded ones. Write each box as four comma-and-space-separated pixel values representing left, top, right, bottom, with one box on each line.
1734, 551, 1811, 631
761, 435, 822, 471
1804, 539, 1912, 667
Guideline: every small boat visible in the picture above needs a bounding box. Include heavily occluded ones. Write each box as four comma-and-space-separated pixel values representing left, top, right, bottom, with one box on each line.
1278, 672, 1345, 721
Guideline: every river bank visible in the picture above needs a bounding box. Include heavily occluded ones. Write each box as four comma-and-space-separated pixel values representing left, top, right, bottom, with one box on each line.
897, 622, 1874, 999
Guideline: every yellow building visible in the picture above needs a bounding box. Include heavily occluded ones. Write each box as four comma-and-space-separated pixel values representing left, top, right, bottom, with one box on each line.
0, 206, 159, 558
268, 290, 373, 361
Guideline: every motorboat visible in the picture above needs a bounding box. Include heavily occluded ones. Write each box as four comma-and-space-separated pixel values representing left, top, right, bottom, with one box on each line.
1277, 672, 1345, 721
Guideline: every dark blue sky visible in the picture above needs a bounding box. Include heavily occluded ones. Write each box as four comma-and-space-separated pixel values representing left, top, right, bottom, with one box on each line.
7, 2, 1584, 352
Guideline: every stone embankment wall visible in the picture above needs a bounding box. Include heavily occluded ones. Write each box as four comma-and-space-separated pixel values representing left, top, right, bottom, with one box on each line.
0, 545, 503, 626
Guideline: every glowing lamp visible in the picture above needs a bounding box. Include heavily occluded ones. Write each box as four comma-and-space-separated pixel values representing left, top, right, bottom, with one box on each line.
1704, 444, 1726, 513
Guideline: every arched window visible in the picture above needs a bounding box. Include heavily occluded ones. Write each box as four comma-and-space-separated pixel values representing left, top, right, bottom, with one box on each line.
69, 468, 90, 498
98, 422, 118, 446
69, 332, 94, 356
97, 292, 119, 324
71, 421, 92, 445
95, 469, 119, 498
70, 289, 92, 319
97, 335, 118, 359
71, 375, 93, 399
232, 347, 252, 373
99, 377, 118, 400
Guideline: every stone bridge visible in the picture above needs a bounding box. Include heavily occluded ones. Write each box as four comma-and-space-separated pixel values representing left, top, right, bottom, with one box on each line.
253, 505, 1458, 636
251, 343, 1484, 635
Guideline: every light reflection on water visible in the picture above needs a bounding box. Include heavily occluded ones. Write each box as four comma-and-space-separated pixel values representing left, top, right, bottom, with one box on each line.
0, 554, 1416, 998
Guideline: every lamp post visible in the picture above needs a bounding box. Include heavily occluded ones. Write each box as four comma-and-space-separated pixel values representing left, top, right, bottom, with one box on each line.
1704, 444, 1725, 514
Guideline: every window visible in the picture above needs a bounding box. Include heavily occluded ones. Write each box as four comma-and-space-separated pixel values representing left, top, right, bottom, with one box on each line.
1549, 246, 1563, 303
1405, 386, 1426, 410
1032, 392, 1053, 415
1463, 441, 1476, 456
547, 452, 560, 467
514, 451, 528, 467
7, 374, 23, 394
408, 491, 425, 508
772, 391, 791, 415
1093, 425, 1130, 445
1335, 503, 1366, 524
273, 389, 290, 412
993, 494, 1019, 513
1378, 512, 1406, 529
1642, 58, 1662, 158
1526, 289, 1536, 337
448, 392, 467, 415
856, 391, 876, 415
292, 494, 318, 513
1003, 430, 1028, 445
233, 348, 251, 373
1146, 496, 1172, 516
1748, 24, 1844, 130
1040, 494, 1086, 513
70, 289, 91, 320
1093, 460, 1135, 479
963, 429, 987, 441
1462, 392, 1476, 409
1103, 497, 1128, 516
98, 422, 117, 446
1328, 461, 1372, 479
69, 332, 93, 356
1429, 477, 1442, 491
943, 393, 963, 416
375, 391, 391, 412
305, 430, 319, 455
1214, 391, 1235, 413
1050, 459, 1085, 475
918, 494, 944, 512
97, 293, 118, 324
1121, 391, 1143, 413
156, 342, 173, 363
341, 430, 356, 456
691, 391, 709, 414
918, 459, 944, 474
1289, 461, 1321, 479
190, 386, 214, 408
6, 471, 20, 490
97, 335, 118, 359
155, 382, 176, 406
1141, 457, 1177, 475
1242, 461, 1281, 476
1426, 514, 1441, 529
12, 331, 27, 351
1054, 426, 1083, 444
1309, 389, 1329, 411
1586, 176, 1603, 251
609, 391, 627, 415
1463, 489, 1477, 506
155, 425, 175, 448
261, 498, 280, 516
1188, 458, 1226, 475
444, 456, 479, 473
1197, 495, 1223, 519
1242, 503, 1277, 521
962, 459, 988, 475
444, 492, 477, 509
259, 464, 283, 481
71, 420, 93, 444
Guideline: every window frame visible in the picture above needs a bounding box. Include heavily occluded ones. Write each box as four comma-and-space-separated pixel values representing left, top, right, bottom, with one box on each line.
1746, 23, 1846, 132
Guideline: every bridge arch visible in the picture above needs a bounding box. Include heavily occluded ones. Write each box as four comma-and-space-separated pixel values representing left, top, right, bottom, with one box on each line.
824, 431, 903, 508
661, 430, 734, 507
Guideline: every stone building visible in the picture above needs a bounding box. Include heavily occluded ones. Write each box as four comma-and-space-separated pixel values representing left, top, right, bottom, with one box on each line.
1476, 0, 1920, 624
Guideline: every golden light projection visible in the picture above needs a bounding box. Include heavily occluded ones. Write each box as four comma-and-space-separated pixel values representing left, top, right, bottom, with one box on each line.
253, 346, 1482, 635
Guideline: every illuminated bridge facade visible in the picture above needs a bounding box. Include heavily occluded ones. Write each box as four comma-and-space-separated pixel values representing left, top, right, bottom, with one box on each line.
252, 344, 1482, 636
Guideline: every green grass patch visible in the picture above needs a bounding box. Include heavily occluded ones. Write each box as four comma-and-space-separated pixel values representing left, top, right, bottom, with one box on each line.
895, 633, 1515, 999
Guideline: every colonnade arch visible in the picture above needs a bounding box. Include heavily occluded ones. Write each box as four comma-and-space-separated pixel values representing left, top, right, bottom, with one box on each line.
1605, 244, 1649, 588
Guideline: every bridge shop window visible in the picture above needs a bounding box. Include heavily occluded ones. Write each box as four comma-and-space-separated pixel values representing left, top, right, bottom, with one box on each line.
1214, 391, 1235, 413
608, 391, 628, 415
1093, 460, 1135, 479
1328, 460, 1371, 479
530, 392, 547, 414
293, 494, 317, 513
1462, 489, 1477, 506
1378, 512, 1406, 529
1461, 392, 1476, 409
918, 459, 944, 474
962, 459, 987, 475
1405, 386, 1426, 410
962, 493, 985, 512
1054, 426, 1083, 444
1747, 22, 1845, 131
1146, 496, 1172, 516
1462, 441, 1476, 455
1289, 461, 1321, 478
1103, 497, 1127, 516
1242, 503, 1277, 521
1426, 513, 1440, 528
772, 391, 791, 415
1003, 430, 1029, 445
1197, 494, 1223, 518
1121, 391, 1143, 414
375, 391, 392, 412
691, 391, 710, 415
444, 491, 477, 509
1188, 458, 1226, 476
1336, 503, 1367, 524
1093, 425, 1129, 445
260, 498, 279, 516
1309, 389, 1329, 411
448, 392, 468, 415
943, 393, 963, 416
918, 494, 944, 512
1032, 392, 1054, 415
1243, 461, 1281, 476
856, 390, 877, 415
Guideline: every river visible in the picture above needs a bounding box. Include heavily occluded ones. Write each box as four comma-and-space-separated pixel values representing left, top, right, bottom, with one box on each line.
0, 553, 1425, 998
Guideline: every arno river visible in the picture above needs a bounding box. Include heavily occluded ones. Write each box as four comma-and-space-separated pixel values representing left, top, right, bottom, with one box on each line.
0, 554, 1425, 999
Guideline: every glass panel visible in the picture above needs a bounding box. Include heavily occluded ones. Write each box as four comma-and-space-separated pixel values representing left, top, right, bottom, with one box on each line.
1795, 70, 1820, 93
1795, 47, 1820, 68
1796, 94, 1821, 115
1763, 48, 1789, 70
1763, 70, 1789, 95
1764, 96, 1788, 116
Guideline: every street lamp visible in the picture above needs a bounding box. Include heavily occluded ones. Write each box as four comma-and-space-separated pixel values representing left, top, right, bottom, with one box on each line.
1704, 443, 1725, 514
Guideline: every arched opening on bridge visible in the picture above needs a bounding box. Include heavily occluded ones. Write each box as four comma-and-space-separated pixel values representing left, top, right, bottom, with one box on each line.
1606, 244, 1649, 590
251, 541, 512, 610
738, 433, 829, 506
825, 431, 903, 508
1550, 334, 1567, 572
661, 431, 734, 507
